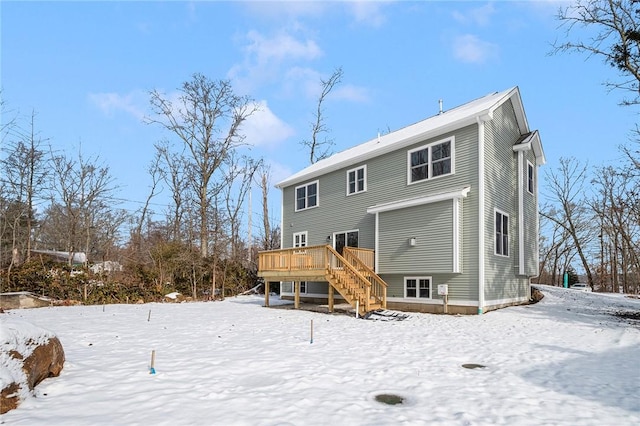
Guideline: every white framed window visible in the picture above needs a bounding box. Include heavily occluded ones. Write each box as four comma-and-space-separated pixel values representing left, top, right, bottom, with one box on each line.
346, 165, 367, 195
527, 161, 535, 195
404, 277, 432, 299
407, 137, 453, 184
293, 231, 308, 248
295, 180, 318, 211
495, 209, 509, 257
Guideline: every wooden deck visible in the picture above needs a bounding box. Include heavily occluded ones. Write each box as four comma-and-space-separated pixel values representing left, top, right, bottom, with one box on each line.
258, 245, 387, 316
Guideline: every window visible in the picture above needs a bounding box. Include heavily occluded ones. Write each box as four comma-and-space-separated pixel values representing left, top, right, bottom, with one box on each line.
527, 161, 534, 194
408, 138, 453, 184
293, 232, 308, 293
347, 165, 367, 195
495, 210, 509, 256
405, 277, 431, 299
293, 231, 307, 248
295, 181, 318, 211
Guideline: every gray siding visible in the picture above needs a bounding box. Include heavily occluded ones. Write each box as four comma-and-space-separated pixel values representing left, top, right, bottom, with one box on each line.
378, 200, 453, 273
281, 124, 482, 303
523, 149, 539, 276
483, 100, 529, 302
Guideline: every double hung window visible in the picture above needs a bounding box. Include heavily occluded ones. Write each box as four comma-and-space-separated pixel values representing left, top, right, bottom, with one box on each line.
408, 138, 453, 184
527, 161, 535, 194
405, 277, 432, 299
347, 165, 366, 195
495, 210, 509, 256
295, 181, 318, 211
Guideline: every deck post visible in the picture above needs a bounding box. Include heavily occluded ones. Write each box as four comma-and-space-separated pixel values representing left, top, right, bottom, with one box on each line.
294, 281, 300, 309
328, 284, 334, 313
264, 281, 270, 307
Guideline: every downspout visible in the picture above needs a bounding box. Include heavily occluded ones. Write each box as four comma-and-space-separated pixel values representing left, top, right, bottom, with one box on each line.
477, 117, 487, 314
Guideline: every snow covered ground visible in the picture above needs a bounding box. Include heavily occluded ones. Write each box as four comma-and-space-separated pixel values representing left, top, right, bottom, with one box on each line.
1, 285, 639, 425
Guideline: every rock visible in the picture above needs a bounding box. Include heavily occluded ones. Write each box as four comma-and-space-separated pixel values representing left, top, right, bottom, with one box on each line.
0, 317, 65, 414
22, 337, 65, 391
163, 292, 185, 303
530, 287, 544, 303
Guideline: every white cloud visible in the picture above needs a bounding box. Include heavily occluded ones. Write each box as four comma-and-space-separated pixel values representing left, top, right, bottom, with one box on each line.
348, 1, 390, 28
332, 84, 370, 103
452, 34, 498, 64
242, 100, 295, 149
240, 1, 327, 20
88, 90, 147, 120
452, 2, 496, 27
229, 29, 323, 94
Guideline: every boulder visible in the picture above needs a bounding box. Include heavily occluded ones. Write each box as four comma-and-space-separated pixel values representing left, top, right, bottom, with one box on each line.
1, 317, 65, 414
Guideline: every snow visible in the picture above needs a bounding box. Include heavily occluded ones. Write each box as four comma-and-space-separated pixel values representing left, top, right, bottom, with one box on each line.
276, 87, 520, 189
1, 285, 639, 425
0, 316, 57, 406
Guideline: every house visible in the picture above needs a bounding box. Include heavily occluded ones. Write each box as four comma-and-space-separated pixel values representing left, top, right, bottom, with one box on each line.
258, 87, 545, 315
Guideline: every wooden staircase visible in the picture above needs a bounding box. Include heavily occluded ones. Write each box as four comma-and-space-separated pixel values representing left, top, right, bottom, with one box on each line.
258, 245, 387, 316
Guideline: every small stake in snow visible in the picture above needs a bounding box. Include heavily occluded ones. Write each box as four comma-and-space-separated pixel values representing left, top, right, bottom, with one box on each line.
147, 309, 151, 322
102, 304, 105, 312
310, 319, 314, 344
149, 350, 156, 374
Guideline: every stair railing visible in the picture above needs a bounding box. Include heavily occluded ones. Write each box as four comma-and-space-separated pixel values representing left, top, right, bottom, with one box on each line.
342, 247, 387, 309
325, 245, 374, 314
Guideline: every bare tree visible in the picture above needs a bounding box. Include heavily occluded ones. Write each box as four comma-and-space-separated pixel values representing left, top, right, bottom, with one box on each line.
147, 74, 258, 258
540, 157, 597, 287
0, 110, 49, 270
45, 146, 119, 265
222, 153, 261, 261
591, 165, 640, 293
301, 67, 343, 164
554, 0, 640, 106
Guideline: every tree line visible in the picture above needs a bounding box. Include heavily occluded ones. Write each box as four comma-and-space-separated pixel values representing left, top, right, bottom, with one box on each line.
1, 0, 638, 301
0, 74, 281, 303
536, 0, 640, 294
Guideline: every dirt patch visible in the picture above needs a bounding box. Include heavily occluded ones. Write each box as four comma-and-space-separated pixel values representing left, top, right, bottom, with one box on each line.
611, 310, 640, 322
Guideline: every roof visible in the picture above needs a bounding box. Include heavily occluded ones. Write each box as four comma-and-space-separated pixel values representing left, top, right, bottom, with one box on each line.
277, 86, 534, 189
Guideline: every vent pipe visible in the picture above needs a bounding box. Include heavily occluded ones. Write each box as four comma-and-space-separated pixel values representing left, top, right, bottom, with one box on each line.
438, 99, 443, 114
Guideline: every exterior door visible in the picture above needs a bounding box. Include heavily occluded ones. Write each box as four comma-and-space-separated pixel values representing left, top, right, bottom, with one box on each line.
334, 230, 359, 255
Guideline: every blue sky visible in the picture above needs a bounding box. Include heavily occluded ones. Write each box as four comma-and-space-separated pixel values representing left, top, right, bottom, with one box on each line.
2, 1, 637, 231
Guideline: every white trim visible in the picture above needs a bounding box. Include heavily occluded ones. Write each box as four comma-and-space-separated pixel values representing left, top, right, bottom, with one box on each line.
526, 160, 535, 195
518, 151, 525, 274
406, 137, 455, 185
346, 164, 367, 196
366, 186, 470, 214
294, 180, 319, 212
374, 212, 380, 273
494, 208, 510, 257
332, 229, 359, 251
452, 198, 461, 273
512, 130, 545, 166
276, 87, 523, 189
386, 297, 479, 307
280, 188, 284, 249
403, 276, 432, 299
293, 231, 308, 248
477, 118, 486, 314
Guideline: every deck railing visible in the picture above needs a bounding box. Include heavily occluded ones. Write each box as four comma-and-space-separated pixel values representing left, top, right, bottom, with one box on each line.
258, 245, 329, 273
258, 245, 387, 314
